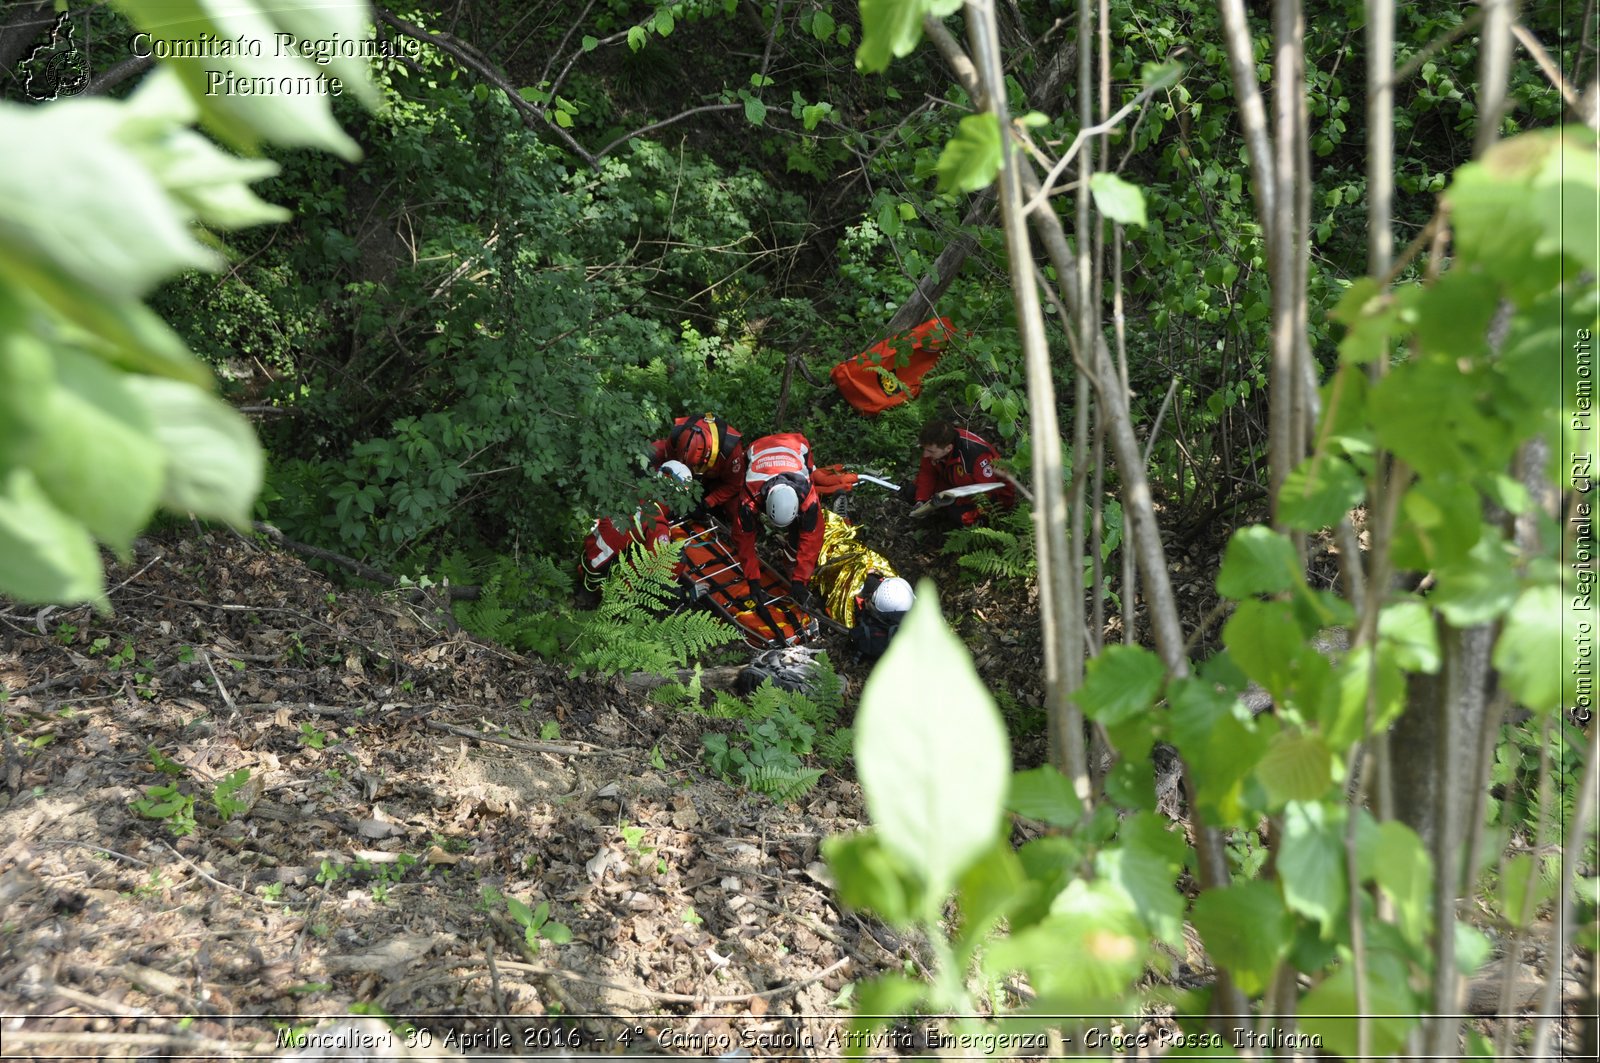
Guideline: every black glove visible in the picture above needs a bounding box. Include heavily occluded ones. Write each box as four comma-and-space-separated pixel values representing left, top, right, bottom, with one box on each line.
899, 481, 918, 503
685, 503, 711, 524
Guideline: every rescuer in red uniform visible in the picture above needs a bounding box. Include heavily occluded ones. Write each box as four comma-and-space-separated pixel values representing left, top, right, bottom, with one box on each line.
650, 414, 746, 521
580, 461, 692, 590
733, 432, 823, 596
913, 419, 1016, 527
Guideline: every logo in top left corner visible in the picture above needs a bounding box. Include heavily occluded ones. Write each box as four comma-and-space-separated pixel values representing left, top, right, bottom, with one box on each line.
21, 13, 89, 101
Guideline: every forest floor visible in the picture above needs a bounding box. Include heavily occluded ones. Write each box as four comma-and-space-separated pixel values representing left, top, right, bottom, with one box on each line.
1, 526, 922, 1060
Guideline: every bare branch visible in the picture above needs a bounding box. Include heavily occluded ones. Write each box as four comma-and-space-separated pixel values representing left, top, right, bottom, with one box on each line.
1474, 0, 1518, 156
1391, 10, 1484, 87
85, 53, 153, 95
536, 0, 598, 102
592, 103, 745, 162
1511, 21, 1584, 113
1217, 0, 1277, 220
374, 6, 600, 168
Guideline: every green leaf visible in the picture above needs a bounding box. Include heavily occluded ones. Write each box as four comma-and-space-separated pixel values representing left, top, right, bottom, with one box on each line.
955, 841, 1033, 956
112, 3, 368, 158
1097, 812, 1190, 949
29, 349, 164, 551
855, 0, 929, 73
856, 581, 1009, 901
1007, 765, 1084, 828
1140, 59, 1184, 91
822, 830, 919, 928
935, 113, 1002, 194
120, 69, 289, 230
1330, 277, 1402, 365
1277, 801, 1344, 935
1168, 676, 1272, 825
1321, 644, 1406, 751
627, 25, 647, 51
812, 10, 836, 39
542, 921, 573, 945
0, 101, 217, 299
1089, 173, 1148, 227
1493, 586, 1563, 713
1073, 644, 1165, 726
553, 109, 574, 128
1452, 127, 1600, 280
505, 896, 533, 927
0, 466, 105, 605
1414, 267, 1497, 360
1224, 599, 1323, 706
1432, 536, 1520, 626
801, 102, 833, 130
1191, 881, 1290, 996
1377, 599, 1441, 673
1362, 820, 1433, 946
1217, 525, 1303, 599
653, 8, 675, 36
1255, 730, 1333, 806
986, 881, 1147, 1007
1299, 950, 1419, 1057
581, 35, 598, 51
743, 95, 767, 126
1277, 455, 1364, 531
1372, 360, 1507, 477
1501, 852, 1558, 926
124, 376, 263, 527
1454, 919, 1493, 976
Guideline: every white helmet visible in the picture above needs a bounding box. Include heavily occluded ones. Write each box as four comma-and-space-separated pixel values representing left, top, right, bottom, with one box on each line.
659, 460, 692, 483
764, 483, 800, 527
870, 576, 914, 616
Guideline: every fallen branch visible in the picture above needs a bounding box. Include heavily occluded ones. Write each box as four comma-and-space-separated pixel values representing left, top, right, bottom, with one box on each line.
253, 522, 481, 601
620, 665, 745, 694
422, 719, 606, 757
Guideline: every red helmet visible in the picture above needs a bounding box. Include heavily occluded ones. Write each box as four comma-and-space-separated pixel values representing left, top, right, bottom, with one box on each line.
670, 417, 720, 474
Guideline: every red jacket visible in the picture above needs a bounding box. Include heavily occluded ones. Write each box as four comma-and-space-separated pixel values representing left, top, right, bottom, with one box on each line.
649, 415, 746, 514
915, 429, 1016, 524
734, 433, 823, 583
582, 504, 675, 575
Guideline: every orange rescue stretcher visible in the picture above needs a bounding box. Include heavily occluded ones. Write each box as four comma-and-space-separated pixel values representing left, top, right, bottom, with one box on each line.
670, 520, 819, 649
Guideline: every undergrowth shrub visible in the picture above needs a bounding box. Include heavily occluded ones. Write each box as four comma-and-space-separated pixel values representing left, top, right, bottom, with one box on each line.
655, 654, 851, 803
440, 551, 580, 659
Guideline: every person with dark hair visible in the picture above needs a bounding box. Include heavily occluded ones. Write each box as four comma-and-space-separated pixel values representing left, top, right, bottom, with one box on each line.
649, 413, 746, 520
912, 419, 1016, 527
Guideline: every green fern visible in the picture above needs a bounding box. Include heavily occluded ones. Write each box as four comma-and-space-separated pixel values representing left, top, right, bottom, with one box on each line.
745, 765, 824, 803
942, 507, 1037, 581
571, 541, 740, 677
815, 727, 854, 768
441, 549, 580, 657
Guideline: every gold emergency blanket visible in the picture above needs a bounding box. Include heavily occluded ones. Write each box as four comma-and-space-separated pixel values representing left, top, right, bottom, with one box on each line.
810, 510, 898, 627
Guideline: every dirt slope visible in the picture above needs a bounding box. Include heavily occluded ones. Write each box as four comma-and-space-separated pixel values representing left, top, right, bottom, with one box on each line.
0, 529, 914, 1059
